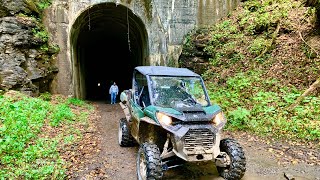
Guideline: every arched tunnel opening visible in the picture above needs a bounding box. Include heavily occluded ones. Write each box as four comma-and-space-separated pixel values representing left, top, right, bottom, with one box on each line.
70, 3, 148, 101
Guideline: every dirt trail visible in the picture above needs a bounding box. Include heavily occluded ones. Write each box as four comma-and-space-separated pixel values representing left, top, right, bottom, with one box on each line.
70, 102, 320, 180
90, 102, 137, 180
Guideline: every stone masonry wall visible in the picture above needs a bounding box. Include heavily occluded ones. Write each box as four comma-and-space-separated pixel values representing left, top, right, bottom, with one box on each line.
46, 0, 239, 96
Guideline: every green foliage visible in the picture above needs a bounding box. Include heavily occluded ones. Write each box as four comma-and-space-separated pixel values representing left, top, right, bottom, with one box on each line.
22, 0, 59, 56
207, 71, 320, 141
36, 0, 52, 11
32, 26, 48, 42
67, 98, 93, 111
50, 44, 60, 54
49, 104, 75, 126
181, 31, 197, 56
67, 98, 85, 106
40, 44, 49, 52
0, 91, 93, 178
248, 37, 269, 56
24, 0, 52, 16
39, 91, 52, 101
239, 0, 292, 35
181, 0, 319, 143
63, 135, 75, 145
167, 57, 177, 67
226, 73, 253, 92
183, 0, 302, 73
228, 107, 251, 130
301, 44, 317, 59
203, 20, 245, 68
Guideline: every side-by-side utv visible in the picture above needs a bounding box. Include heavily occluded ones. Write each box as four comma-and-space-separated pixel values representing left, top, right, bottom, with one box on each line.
118, 66, 246, 180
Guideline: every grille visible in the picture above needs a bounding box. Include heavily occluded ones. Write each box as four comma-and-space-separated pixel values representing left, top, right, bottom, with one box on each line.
184, 129, 214, 153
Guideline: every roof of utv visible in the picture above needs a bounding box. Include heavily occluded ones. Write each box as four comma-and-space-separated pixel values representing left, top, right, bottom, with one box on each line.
135, 66, 200, 77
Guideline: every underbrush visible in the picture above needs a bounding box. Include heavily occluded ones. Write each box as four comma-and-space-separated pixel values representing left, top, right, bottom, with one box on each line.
207, 71, 320, 142
0, 91, 93, 179
180, 0, 320, 142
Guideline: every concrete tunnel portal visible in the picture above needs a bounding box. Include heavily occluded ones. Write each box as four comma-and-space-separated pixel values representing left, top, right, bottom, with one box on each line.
70, 3, 148, 101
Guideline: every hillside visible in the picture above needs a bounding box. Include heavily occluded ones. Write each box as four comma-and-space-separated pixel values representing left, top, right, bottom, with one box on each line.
179, 0, 320, 143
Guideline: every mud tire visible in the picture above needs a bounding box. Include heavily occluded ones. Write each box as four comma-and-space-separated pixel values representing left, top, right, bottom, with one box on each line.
137, 142, 163, 180
118, 118, 135, 147
217, 138, 246, 180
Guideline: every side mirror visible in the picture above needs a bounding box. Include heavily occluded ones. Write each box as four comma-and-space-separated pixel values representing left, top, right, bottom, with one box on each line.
120, 91, 128, 103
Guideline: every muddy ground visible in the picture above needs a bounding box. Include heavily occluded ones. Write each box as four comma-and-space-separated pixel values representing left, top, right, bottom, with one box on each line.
68, 101, 320, 180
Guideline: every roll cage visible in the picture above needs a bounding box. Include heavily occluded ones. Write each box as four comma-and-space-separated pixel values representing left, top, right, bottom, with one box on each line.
132, 66, 211, 108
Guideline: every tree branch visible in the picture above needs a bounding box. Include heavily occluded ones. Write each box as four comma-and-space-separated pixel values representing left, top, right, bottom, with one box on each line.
287, 77, 320, 111
298, 31, 319, 57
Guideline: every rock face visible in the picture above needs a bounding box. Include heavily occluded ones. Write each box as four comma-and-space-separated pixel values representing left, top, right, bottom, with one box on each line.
0, 0, 32, 16
0, 1, 58, 96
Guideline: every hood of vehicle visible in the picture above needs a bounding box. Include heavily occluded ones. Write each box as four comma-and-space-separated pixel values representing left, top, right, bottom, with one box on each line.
169, 100, 203, 111
144, 104, 222, 122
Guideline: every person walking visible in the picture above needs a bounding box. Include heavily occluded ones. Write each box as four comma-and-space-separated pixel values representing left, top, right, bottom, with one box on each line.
109, 81, 119, 104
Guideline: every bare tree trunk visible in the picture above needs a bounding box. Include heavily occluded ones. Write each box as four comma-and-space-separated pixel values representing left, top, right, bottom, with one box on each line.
287, 77, 320, 111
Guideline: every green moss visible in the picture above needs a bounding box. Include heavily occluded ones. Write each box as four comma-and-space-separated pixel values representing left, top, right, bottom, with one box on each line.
24, 0, 40, 14
141, 0, 152, 21
167, 57, 176, 67
32, 27, 49, 42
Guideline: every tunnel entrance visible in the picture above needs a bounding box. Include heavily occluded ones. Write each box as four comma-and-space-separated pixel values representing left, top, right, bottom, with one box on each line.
70, 3, 148, 101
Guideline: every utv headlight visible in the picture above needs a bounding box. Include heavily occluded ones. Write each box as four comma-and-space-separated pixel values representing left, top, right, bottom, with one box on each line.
156, 112, 172, 126
213, 112, 227, 127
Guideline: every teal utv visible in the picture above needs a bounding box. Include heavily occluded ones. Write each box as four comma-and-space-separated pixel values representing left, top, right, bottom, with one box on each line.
118, 66, 246, 180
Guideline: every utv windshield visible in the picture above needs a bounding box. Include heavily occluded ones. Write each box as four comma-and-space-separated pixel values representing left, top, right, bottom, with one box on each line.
149, 76, 210, 108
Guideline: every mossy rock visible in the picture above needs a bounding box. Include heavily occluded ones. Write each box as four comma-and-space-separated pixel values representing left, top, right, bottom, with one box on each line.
24, 0, 40, 14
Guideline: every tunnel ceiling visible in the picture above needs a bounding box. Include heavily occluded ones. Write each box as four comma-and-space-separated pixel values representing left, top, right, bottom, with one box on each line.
70, 3, 148, 100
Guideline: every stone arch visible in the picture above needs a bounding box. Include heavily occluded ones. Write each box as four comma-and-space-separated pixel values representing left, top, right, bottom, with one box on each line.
70, 2, 148, 100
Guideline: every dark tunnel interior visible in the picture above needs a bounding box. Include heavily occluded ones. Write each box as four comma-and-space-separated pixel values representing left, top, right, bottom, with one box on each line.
71, 3, 148, 101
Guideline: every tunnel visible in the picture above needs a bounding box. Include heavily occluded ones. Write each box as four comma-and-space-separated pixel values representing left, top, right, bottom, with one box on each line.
70, 3, 149, 101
